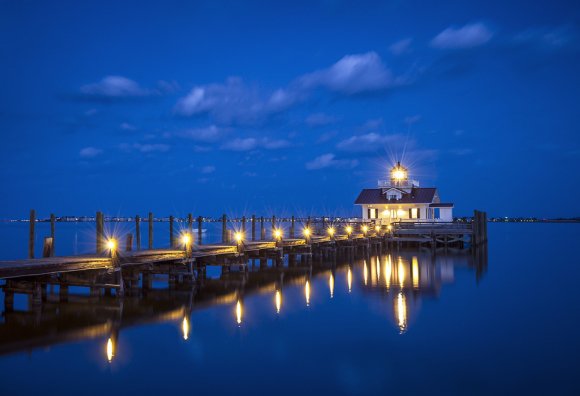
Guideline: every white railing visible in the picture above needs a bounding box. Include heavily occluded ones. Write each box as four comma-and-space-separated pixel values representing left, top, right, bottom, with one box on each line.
377, 179, 419, 188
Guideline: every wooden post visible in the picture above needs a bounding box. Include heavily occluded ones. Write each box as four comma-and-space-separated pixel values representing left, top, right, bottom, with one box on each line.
42, 237, 54, 258
260, 216, 265, 240
28, 209, 35, 259
188, 214, 193, 235
126, 234, 133, 251
290, 216, 295, 238
272, 215, 276, 230
307, 216, 311, 232
251, 215, 256, 241
148, 212, 154, 249
50, 213, 55, 256
96, 211, 103, 253
169, 215, 174, 248
241, 216, 246, 235
135, 215, 141, 250
197, 216, 203, 245
222, 214, 227, 243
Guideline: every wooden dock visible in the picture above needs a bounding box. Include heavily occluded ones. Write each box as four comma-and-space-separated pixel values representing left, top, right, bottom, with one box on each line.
0, 210, 487, 307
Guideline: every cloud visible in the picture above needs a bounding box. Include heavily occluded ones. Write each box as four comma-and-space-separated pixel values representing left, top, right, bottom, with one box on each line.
120, 143, 170, 153
336, 133, 402, 152
389, 38, 413, 55
306, 112, 337, 127
79, 76, 151, 99
305, 153, 358, 170
431, 23, 493, 49
170, 125, 226, 142
79, 147, 103, 158
513, 26, 577, 49
299, 52, 397, 94
220, 137, 291, 151
200, 165, 216, 174
174, 77, 300, 124
404, 115, 421, 125
120, 122, 137, 131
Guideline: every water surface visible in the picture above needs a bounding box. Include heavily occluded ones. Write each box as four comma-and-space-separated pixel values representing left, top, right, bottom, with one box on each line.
0, 223, 579, 395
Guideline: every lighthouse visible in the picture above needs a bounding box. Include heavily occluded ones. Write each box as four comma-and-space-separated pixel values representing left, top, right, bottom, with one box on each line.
354, 162, 454, 224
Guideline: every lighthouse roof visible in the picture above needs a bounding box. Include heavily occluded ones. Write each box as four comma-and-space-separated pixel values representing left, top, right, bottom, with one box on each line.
354, 187, 437, 205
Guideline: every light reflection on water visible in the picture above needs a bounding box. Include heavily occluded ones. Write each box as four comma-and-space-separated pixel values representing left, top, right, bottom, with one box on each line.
2, 224, 580, 395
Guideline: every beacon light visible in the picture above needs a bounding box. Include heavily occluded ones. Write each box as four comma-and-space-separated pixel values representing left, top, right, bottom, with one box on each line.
303, 227, 311, 237
328, 227, 335, 237
345, 225, 353, 235
181, 233, 191, 246
274, 229, 282, 240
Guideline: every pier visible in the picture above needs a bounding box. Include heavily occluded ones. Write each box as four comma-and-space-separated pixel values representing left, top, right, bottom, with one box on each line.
0, 210, 487, 308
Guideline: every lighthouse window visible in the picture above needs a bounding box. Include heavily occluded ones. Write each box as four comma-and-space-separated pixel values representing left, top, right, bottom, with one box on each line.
388, 194, 397, 200
410, 208, 418, 219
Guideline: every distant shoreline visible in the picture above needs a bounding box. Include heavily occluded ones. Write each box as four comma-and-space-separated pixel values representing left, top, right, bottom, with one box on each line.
0, 217, 578, 224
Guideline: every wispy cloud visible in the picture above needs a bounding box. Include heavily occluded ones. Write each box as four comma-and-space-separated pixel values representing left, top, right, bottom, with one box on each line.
298, 52, 399, 94
512, 26, 577, 49
389, 38, 413, 55
169, 125, 227, 143
336, 133, 403, 153
220, 137, 292, 152
305, 153, 358, 170
120, 122, 137, 131
306, 112, 338, 127
174, 77, 299, 124
119, 143, 170, 153
79, 147, 103, 158
200, 165, 216, 174
431, 22, 493, 49
79, 76, 152, 99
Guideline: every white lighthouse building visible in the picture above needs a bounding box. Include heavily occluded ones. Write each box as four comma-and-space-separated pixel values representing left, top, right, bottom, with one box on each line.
354, 162, 454, 224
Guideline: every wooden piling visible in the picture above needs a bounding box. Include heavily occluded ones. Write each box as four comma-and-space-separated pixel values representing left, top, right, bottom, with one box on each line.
241, 216, 246, 235
96, 211, 103, 253
251, 215, 256, 241
126, 234, 133, 251
169, 215, 174, 248
50, 213, 55, 256
29, 209, 35, 259
135, 215, 141, 250
197, 216, 203, 245
272, 215, 276, 230
42, 237, 54, 258
290, 216, 295, 238
148, 212, 153, 249
222, 214, 227, 243
188, 214, 193, 234
260, 216, 265, 240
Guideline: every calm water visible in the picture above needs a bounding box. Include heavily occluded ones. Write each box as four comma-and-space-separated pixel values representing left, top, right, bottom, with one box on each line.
0, 223, 579, 395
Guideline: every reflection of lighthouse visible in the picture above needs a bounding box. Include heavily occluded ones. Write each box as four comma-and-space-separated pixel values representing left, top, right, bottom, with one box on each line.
360, 251, 466, 333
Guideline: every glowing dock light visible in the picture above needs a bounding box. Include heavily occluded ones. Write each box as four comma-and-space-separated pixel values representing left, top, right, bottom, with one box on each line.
362, 225, 368, 234
305, 280, 311, 306
234, 231, 244, 244
328, 227, 335, 237
375, 225, 381, 233
274, 229, 283, 241
182, 316, 190, 340
345, 225, 353, 235
106, 338, 114, 362
303, 227, 311, 238
181, 233, 191, 247
106, 239, 116, 251
236, 300, 243, 325
275, 290, 282, 314
387, 225, 392, 231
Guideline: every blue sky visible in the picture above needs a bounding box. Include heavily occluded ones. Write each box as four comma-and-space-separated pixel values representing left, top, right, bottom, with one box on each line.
1, 0, 579, 218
